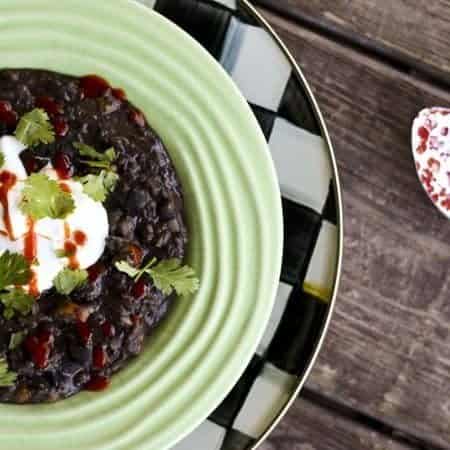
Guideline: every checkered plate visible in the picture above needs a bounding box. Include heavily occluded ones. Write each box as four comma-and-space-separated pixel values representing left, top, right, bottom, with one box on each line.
137, 1, 343, 448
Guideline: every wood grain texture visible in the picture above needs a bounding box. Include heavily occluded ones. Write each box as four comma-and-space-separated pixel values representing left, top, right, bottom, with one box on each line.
260, 397, 414, 450
255, 0, 450, 87
258, 8, 450, 449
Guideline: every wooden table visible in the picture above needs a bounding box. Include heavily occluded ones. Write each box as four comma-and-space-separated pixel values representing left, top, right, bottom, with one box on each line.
252, 2, 450, 449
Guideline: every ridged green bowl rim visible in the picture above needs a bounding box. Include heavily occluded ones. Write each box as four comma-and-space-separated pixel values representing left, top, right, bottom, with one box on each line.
0, 0, 283, 449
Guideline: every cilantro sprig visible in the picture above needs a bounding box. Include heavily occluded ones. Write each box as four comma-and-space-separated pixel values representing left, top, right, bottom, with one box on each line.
77, 170, 118, 203
115, 258, 199, 296
0, 252, 34, 320
73, 143, 119, 202
20, 173, 75, 220
0, 251, 32, 290
53, 268, 88, 295
0, 359, 17, 387
74, 143, 116, 170
15, 108, 55, 147
0, 288, 34, 320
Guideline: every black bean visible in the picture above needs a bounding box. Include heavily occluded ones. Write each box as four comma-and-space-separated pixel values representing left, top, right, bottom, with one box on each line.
108, 210, 122, 226
148, 177, 162, 197
168, 218, 181, 233
138, 223, 154, 245
16, 85, 33, 109
69, 342, 92, 366
118, 216, 137, 239
126, 190, 151, 213
126, 331, 144, 355
62, 82, 79, 102
61, 362, 84, 378
155, 230, 171, 248
73, 371, 90, 387
159, 200, 176, 220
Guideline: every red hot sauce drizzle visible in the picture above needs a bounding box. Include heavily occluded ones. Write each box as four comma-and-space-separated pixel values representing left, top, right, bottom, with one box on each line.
63, 222, 79, 269
73, 230, 87, 246
35, 96, 63, 116
111, 88, 126, 101
80, 75, 111, 99
24, 329, 54, 369
80, 75, 127, 102
0, 101, 18, 128
0, 171, 18, 239
28, 271, 39, 298
23, 218, 39, 296
35, 96, 69, 137
85, 375, 110, 391
63, 224, 87, 270
53, 117, 69, 137
24, 218, 37, 263
59, 182, 72, 194
53, 152, 73, 180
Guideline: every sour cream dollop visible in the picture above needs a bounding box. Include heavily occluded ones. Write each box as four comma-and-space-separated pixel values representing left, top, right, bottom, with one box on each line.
0, 136, 108, 294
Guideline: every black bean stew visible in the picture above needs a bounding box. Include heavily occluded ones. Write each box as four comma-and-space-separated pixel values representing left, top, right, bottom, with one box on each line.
0, 69, 187, 403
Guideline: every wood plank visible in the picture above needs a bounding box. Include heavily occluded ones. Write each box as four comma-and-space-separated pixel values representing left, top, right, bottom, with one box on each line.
259, 9, 450, 449
260, 396, 415, 450
255, 0, 450, 88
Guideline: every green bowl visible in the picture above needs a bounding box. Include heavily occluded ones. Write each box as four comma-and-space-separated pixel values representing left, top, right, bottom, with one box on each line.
0, 0, 283, 449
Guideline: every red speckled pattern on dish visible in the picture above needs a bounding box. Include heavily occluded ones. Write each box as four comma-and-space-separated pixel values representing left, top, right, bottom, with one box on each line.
412, 108, 450, 218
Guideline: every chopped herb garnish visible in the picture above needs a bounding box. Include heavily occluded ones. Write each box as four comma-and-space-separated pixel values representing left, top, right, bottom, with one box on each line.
0, 251, 32, 290
0, 358, 16, 387
115, 258, 199, 296
73, 143, 118, 202
115, 260, 145, 280
77, 170, 119, 202
14, 108, 55, 147
53, 268, 88, 295
0, 253, 34, 320
0, 151, 4, 169
74, 143, 116, 170
20, 173, 75, 220
0, 288, 34, 320
9, 331, 26, 350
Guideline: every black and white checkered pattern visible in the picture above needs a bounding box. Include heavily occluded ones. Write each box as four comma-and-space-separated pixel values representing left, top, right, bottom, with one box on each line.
136, 1, 340, 448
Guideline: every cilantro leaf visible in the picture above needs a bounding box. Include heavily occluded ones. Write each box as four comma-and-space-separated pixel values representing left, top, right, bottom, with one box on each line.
0, 359, 16, 387
115, 260, 143, 279
9, 331, 26, 350
115, 258, 158, 282
149, 259, 199, 296
0, 288, 34, 320
77, 170, 119, 202
115, 258, 199, 296
104, 148, 116, 162
0, 151, 4, 169
74, 142, 116, 162
53, 268, 88, 295
14, 108, 55, 147
20, 173, 75, 220
0, 251, 32, 290
74, 143, 116, 169
103, 170, 119, 192
73, 143, 118, 201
